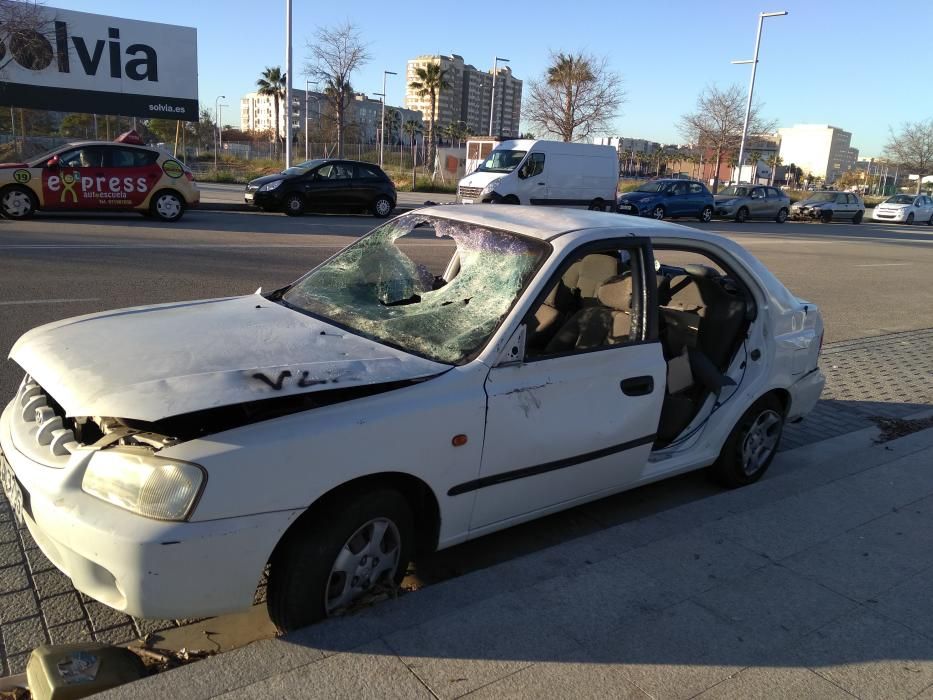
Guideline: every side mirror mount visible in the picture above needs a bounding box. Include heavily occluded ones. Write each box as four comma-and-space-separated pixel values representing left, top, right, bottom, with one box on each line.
495, 324, 526, 367
46, 155, 59, 169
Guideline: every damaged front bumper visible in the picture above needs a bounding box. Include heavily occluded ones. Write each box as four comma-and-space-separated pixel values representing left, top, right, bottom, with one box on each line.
0, 400, 300, 619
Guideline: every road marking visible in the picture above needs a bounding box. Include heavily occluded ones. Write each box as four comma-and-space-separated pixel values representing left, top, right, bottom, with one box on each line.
854, 263, 912, 267
0, 297, 100, 306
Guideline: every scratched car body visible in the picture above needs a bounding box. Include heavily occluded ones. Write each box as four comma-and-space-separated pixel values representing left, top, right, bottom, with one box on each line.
0, 206, 824, 631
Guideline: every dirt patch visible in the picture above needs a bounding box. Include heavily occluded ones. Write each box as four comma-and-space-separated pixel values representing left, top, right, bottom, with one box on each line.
871, 415, 933, 443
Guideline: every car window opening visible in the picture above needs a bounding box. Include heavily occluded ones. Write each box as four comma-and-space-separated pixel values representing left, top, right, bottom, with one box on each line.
281, 213, 549, 365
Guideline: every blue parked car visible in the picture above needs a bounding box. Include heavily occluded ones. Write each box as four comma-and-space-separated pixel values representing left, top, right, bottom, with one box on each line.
617, 179, 714, 222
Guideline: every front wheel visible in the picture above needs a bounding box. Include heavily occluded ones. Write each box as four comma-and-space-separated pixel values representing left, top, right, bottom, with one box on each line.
372, 196, 394, 218
699, 206, 713, 223
710, 394, 785, 488
735, 207, 749, 223
775, 208, 788, 223
651, 205, 666, 220
150, 190, 185, 222
0, 185, 37, 220
905, 212, 914, 225
266, 489, 414, 632
284, 193, 306, 216
819, 210, 833, 224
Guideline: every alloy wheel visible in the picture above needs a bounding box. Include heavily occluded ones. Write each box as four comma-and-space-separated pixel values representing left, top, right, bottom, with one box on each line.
741, 409, 782, 476
324, 517, 401, 614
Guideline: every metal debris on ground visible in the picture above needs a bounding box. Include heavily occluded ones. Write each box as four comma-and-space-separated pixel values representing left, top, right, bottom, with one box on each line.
871, 415, 933, 443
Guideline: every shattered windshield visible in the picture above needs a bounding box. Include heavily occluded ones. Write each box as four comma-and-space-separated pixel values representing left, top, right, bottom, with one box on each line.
281, 213, 550, 365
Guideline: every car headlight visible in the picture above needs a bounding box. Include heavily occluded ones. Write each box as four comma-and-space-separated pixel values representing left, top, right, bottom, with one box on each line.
481, 178, 503, 195
259, 180, 283, 192
82, 448, 205, 521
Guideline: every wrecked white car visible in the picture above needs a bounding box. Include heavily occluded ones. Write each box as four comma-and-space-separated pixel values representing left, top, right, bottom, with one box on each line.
0, 206, 824, 631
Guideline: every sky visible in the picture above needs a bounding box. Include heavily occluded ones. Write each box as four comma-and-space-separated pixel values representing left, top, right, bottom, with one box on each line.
61, 0, 933, 157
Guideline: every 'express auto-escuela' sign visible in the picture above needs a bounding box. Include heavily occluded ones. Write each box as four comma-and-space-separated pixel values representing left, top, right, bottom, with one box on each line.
0, 6, 198, 120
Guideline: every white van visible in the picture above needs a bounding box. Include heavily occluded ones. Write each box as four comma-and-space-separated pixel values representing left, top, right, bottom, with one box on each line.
456, 139, 619, 210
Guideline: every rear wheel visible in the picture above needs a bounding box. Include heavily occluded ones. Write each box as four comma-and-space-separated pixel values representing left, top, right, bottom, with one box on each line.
775, 208, 788, 223
853, 210, 863, 224
735, 207, 749, 223
651, 205, 665, 220
372, 196, 394, 218
699, 205, 713, 223
928, 212, 933, 226
284, 193, 305, 216
267, 489, 413, 632
710, 394, 785, 488
906, 212, 914, 225
0, 185, 37, 220
588, 199, 606, 212
149, 190, 185, 222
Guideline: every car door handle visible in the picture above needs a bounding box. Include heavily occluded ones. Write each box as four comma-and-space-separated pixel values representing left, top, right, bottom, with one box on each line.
537, 182, 546, 186
620, 376, 654, 396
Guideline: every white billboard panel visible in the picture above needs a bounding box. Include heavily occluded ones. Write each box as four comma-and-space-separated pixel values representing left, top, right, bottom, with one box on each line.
0, 5, 198, 120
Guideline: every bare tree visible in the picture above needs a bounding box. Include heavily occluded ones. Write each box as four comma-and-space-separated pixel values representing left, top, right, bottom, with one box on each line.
524, 51, 624, 142
885, 119, 933, 194
305, 22, 370, 158
678, 83, 774, 193
0, 0, 54, 74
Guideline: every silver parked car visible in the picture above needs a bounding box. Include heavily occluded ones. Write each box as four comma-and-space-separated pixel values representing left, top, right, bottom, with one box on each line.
790, 192, 865, 223
714, 185, 790, 223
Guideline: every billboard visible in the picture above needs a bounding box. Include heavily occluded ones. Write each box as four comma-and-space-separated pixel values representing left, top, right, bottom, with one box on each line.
0, 5, 198, 120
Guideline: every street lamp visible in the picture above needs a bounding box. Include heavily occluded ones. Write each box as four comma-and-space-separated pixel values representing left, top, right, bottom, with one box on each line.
380, 70, 397, 168
732, 10, 786, 184
284, 0, 293, 168
214, 95, 225, 171
489, 56, 509, 137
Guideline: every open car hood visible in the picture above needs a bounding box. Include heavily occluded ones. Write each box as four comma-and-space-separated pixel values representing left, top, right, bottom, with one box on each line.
10, 295, 450, 422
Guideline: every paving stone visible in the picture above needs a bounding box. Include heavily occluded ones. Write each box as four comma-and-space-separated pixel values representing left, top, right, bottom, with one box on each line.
869, 565, 933, 640
31, 569, 74, 598
695, 665, 855, 699
468, 658, 651, 699
0, 565, 29, 595
792, 608, 933, 699
24, 546, 56, 575
85, 600, 134, 632
134, 617, 177, 638
215, 640, 431, 700
93, 624, 138, 646
1, 615, 46, 656
0, 589, 39, 624
692, 564, 858, 646
47, 620, 94, 645
40, 591, 87, 627
5, 651, 31, 675
0, 542, 24, 568
385, 591, 582, 699
0, 518, 18, 545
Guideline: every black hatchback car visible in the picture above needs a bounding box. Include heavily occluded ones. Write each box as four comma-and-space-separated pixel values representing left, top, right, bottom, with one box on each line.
245, 159, 396, 217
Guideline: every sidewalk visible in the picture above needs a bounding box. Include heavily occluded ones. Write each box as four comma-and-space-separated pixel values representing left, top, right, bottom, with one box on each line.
101, 422, 933, 699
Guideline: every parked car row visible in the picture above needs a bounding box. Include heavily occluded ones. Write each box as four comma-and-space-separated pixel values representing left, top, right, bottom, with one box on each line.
616, 180, 796, 223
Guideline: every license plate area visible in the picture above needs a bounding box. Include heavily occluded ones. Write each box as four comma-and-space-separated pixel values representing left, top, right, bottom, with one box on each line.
619, 203, 634, 211
460, 198, 473, 204
1, 453, 25, 527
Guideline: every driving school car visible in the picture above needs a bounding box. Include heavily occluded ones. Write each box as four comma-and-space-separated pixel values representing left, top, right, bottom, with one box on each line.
0, 132, 199, 222
1, 206, 824, 633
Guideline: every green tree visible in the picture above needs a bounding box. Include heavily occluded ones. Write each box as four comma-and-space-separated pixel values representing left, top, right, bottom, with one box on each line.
526, 51, 624, 142
767, 153, 783, 186
408, 61, 450, 171
59, 113, 96, 138
256, 66, 286, 156
885, 119, 933, 194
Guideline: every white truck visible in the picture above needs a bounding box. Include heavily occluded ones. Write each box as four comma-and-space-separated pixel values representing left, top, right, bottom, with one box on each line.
457, 139, 619, 210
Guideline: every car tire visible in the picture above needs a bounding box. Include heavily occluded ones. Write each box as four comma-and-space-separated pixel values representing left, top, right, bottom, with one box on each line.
735, 207, 749, 223
699, 206, 713, 223
503, 195, 520, 205
775, 208, 788, 223
588, 199, 606, 212
906, 212, 914, 225
819, 210, 833, 224
0, 185, 38, 220
651, 205, 665, 220
149, 190, 185, 222
853, 210, 863, 224
372, 196, 394, 218
284, 193, 306, 216
709, 394, 785, 488
267, 488, 414, 632
928, 213, 933, 226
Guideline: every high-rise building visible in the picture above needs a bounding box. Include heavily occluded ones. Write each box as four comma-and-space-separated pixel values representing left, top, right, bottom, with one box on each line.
405, 54, 522, 138
240, 89, 422, 143
777, 124, 859, 184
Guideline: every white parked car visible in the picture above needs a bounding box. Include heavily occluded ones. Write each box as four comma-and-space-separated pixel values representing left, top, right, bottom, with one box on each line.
0, 207, 825, 631
871, 194, 933, 224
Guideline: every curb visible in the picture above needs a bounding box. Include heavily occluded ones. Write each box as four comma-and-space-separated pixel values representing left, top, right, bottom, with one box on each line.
196, 202, 424, 214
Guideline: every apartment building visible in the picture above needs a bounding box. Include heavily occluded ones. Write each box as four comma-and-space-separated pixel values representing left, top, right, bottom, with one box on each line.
594, 137, 662, 154
777, 124, 859, 184
240, 89, 422, 143
405, 54, 522, 138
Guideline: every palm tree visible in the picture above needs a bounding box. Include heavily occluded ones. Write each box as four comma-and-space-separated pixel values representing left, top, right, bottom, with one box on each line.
409, 62, 450, 172
546, 53, 596, 142
383, 109, 401, 146
256, 67, 286, 158
728, 152, 740, 183
767, 154, 783, 186
747, 150, 763, 183
402, 120, 423, 189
